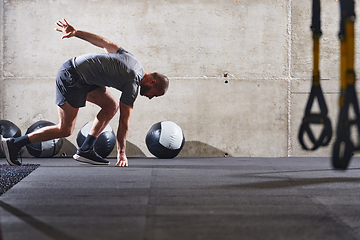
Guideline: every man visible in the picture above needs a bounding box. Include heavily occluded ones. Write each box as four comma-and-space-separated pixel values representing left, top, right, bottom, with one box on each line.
1, 19, 169, 167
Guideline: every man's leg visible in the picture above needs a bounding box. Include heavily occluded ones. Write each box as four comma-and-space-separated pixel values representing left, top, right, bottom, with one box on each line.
1, 102, 78, 166
73, 87, 119, 164
87, 87, 119, 137
28, 102, 79, 143
79, 87, 119, 151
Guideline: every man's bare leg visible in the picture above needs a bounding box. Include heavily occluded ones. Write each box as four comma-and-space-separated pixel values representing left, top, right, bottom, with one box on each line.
1, 102, 78, 166
86, 87, 119, 137
77, 87, 119, 152
73, 87, 118, 165
28, 102, 79, 143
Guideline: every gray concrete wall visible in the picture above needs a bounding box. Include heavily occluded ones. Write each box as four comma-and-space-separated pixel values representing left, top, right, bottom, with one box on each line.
0, 0, 358, 158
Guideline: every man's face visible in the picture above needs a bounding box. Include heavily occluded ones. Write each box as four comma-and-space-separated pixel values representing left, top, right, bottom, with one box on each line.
140, 85, 152, 98
140, 85, 164, 99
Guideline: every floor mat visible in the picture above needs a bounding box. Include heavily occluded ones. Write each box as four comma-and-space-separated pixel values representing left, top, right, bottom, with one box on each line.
0, 164, 39, 196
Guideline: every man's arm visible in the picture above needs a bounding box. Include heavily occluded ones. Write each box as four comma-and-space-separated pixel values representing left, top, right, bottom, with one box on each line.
115, 101, 133, 167
55, 19, 120, 53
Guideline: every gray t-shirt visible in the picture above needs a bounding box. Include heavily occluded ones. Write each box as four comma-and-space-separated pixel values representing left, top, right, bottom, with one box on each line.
73, 47, 144, 107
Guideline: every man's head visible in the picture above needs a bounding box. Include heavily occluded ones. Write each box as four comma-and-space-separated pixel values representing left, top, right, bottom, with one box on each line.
140, 72, 169, 99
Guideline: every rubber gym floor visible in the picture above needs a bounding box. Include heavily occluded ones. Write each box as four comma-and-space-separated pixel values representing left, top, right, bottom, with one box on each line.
1, 156, 360, 240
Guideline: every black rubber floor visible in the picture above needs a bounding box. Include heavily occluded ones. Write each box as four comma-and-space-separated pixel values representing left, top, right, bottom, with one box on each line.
1, 157, 360, 240
0, 164, 39, 196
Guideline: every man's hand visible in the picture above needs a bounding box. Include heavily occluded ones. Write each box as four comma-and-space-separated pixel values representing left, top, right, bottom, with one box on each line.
54, 18, 120, 53
115, 102, 132, 167
55, 19, 76, 39
115, 152, 128, 167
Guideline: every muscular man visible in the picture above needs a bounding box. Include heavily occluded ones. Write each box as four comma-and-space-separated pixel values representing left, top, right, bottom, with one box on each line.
1, 19, 169, 167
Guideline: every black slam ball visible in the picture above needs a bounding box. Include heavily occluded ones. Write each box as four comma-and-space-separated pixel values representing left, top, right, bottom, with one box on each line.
146, 121, 185, 159
25, 121, 63, 158
76, 121, 116, 158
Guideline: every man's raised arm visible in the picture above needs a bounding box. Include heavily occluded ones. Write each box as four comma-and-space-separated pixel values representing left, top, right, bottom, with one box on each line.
55, 18, 120, 53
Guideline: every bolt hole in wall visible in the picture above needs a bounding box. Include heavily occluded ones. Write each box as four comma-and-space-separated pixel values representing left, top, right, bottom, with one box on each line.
224, 72, 229, 83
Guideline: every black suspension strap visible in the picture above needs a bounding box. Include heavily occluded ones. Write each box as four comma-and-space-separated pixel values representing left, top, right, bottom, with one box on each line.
298, 0, 332, 151
332, 0, 360, 170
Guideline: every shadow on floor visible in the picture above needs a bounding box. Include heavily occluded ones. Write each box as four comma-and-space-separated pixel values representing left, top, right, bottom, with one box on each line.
220, 176, 360, 189
0, 200, 79, 240
179, 141, 231, 157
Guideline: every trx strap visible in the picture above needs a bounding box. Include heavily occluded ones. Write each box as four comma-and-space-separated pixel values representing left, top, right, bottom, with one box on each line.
332, 0, 360, 169
298, 0, 332, 151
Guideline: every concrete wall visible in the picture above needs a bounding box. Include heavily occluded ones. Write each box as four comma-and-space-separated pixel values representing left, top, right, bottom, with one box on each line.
0, 0, 358, 158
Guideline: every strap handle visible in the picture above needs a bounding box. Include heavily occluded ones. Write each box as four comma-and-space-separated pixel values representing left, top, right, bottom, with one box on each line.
332, 0, 358, 169
298, 85, 332, 150
298, 0, 332, 151
332, 85, 360, 169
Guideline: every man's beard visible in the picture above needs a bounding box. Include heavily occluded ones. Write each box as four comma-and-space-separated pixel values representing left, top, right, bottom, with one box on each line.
140, 85, 151, 96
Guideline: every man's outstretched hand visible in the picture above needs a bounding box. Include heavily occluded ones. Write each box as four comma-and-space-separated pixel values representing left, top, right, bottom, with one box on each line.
115, 153, 129, 167
55, 19, 76, 39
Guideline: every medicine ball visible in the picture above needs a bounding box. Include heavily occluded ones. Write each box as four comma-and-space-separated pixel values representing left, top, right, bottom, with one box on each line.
0, 120, 22, 158
145, 121, 185, 159
25, 120, 63, 158
76, 121, 116, 158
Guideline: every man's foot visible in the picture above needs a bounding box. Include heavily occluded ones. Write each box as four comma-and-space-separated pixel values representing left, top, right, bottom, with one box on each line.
73, 149, 109, 165
1, 137, 22, 166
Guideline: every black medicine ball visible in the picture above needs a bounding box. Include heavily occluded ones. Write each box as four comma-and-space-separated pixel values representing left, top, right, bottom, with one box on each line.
76, 121, 116, 158
25, 121, 63, 158
146, 121, 185, 159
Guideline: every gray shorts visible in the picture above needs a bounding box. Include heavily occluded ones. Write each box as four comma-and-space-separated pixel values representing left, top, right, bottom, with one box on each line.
55, 59, 99, 108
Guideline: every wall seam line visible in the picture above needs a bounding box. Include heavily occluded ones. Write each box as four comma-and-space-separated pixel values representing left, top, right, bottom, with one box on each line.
0, 0, 4, 120
287, 0, 293, 157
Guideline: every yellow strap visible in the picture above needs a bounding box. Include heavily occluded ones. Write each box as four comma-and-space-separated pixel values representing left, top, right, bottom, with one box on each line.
313, 35, 320, 86
340, 40, 347, 90
345, 19, 355, 86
